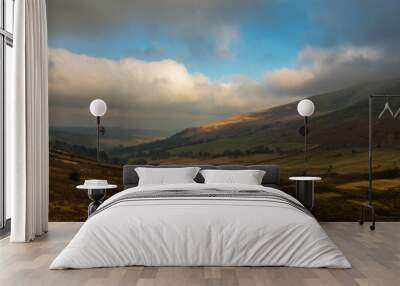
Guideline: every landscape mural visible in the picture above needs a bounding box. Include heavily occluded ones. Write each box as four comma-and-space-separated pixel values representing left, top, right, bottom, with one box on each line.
48, 0, 400, 221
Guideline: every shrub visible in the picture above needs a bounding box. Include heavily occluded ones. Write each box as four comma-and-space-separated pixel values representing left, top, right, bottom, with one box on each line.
69, 170, 81, 182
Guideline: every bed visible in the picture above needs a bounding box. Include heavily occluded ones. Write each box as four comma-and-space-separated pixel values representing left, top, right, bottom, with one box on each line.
50, 164, 350, 269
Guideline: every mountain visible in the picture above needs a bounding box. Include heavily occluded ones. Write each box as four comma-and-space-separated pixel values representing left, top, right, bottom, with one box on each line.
50, 126, 171, 150
116, 78, 400, 157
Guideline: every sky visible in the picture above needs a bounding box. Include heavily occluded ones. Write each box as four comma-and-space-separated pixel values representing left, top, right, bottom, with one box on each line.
47, 0, 400, 132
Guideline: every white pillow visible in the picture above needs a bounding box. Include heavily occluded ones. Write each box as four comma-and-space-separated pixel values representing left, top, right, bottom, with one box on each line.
135, 167, 200, 186
200, 169, 266, 185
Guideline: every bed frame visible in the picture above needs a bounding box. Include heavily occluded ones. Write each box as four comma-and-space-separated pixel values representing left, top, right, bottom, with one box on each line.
123, 164, 280, 189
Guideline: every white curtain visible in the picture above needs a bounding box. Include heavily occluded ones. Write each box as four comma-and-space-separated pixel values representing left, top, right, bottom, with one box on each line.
8, 0, 49, 242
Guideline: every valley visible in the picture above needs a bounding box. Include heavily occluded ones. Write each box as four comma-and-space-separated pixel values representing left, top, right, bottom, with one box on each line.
49, 78, 400, 221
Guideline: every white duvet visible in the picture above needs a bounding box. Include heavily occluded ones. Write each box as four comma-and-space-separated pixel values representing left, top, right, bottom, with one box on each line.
50, 183, 351, 269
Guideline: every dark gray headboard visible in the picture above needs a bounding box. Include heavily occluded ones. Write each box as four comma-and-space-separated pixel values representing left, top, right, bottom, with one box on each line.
123, 164, 280, 189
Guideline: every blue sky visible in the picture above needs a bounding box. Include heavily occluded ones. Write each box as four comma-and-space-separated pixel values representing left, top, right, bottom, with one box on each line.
47, 0, 400, 130
49, 28, 301, 80
48, 0, 320, 80
49, 24, 302, 80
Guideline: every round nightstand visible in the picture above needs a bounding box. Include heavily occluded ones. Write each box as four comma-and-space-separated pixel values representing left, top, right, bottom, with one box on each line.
289, 177, 321, 210
77, 180, 117, 217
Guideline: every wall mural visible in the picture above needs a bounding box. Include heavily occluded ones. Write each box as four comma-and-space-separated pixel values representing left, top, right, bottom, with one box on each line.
48, 0, 400, 221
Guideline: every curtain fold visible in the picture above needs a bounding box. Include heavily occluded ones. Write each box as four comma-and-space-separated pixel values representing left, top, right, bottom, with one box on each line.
8, 0, 48, 242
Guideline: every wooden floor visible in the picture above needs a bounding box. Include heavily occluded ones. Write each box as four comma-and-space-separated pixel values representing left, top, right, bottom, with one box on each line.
0, 222, 399, 286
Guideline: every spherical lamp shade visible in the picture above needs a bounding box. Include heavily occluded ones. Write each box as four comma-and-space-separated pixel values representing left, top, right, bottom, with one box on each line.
297, 99, 315, 117
90, 99, 107, 117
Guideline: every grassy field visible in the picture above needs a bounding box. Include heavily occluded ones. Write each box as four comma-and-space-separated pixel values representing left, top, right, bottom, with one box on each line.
169, 131, 305, 155
49, 147, 400, 221
49, 150, 123, 221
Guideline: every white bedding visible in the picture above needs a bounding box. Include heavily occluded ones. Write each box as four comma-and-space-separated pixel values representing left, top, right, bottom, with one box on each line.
50, 183, 351, 269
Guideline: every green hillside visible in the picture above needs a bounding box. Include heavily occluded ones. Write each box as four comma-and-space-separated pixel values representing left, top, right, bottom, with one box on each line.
111, 78, 400, 159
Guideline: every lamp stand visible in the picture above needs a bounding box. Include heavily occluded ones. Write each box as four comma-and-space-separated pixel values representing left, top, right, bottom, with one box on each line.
304, 116, 308, 175
96, 116, 100, 162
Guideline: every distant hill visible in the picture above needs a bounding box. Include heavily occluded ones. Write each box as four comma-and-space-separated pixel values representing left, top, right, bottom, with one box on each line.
50, 126, 171, 150
114, 78, 400, 157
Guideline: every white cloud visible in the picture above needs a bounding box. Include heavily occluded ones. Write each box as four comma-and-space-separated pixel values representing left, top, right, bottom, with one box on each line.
49, 48, 290, 130
298, 45, 383, 65
265, 45, 386, 95
265, 68, 315, 90
50, 44, 399, 131
215, 25, 239, 59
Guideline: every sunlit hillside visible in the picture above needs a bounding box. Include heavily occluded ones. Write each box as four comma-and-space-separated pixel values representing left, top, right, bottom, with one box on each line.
111, 78, 400, 160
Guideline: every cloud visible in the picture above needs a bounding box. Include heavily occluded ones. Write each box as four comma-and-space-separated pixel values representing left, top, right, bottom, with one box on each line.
49, 41, 400, 131
49, 48, 290, 131
215, 25, 239, 59
312, 0, 400, 48
264, 45, 399, 96
47, 0, 264, 34
265, 68, 314, 91
47, 0, 400, 61
47, 0, 267, 59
